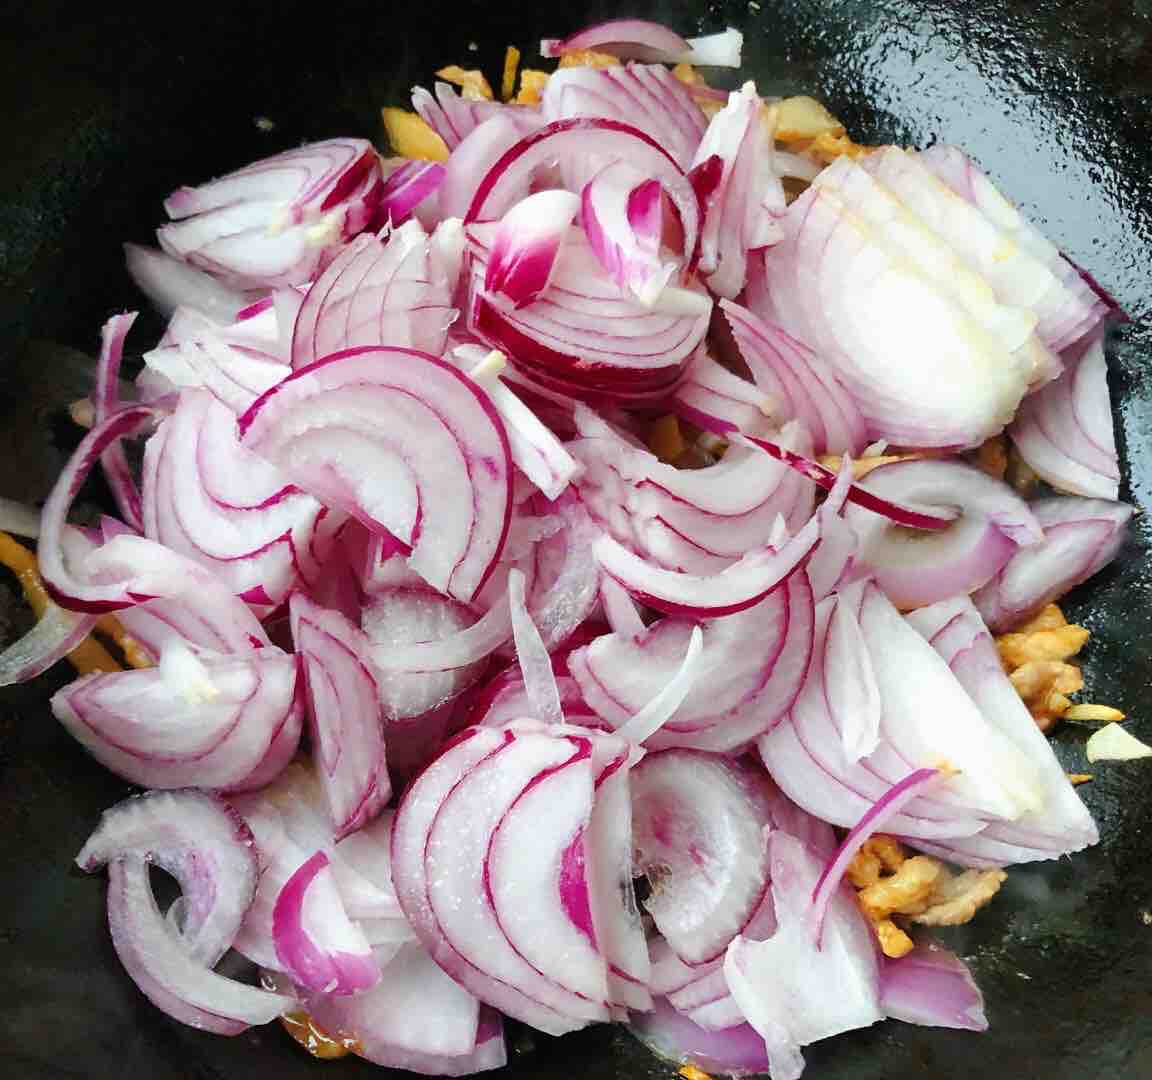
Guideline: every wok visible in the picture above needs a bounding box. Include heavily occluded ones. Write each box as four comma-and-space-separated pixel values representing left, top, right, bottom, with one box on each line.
1, 1, 1150, 1076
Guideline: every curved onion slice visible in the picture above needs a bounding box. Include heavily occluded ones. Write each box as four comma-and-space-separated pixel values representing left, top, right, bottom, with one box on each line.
974, 496, 1132, 631
508, 567, 563, 724
239, 346, 512, 603
391, 726, 606, 1034
291, 222, 456, 369
291, 594, 390, 839
125, 242, 250, 322
691, 82, 779, 299
1010, 333, 1120, 498
77, 790, 288, 1031
542, 64, 706, 170
671, 347, 776, 438
906, 595, 1098, 865
843, 458, 1042, 610
880, 939, 988, 1032
485, 190, 581, 308
721, 298, 867, 455
631, 750, 773, 964
159, 139, 383, 289
629, 996, 770, 1077
724, 831, 882, 1080
594, 511, 819, 617
52, 648, 301, 792
272, 851, 379, 995
541, 21, 743, 67
142, 389, 325, 605
413, 82, 509, 152
378, 157, 446, 226
95, 313, 144, 531
570, 572, 814, 751
0, 601, 97, 687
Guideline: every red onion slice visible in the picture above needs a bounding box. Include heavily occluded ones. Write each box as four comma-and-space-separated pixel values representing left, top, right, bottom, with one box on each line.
631, 750, 773, 964
615, 625, 704, 744
541, 21, 743, 67
843, 458, 1042, 610
291, 594, 390, 839
629, 996, 771, 1076
291, 223, 457, 370
508, 567, 563, 724
0, 601, 97, 687
721, 298, 867, 455
52, 647, 301, 792
94, 313, 144, 531
973, 496, 1133, 631
542, 64, 706, 170
485, 190, 580, 308
378, 157, 446, 226
671, 347, 776, 439
594, 510, 819, 617
239, 346, 512, 603
439, 113, 547, 221
880, 939, 988, 1032
724, 831, 882, 1080
125, 242, 250, 321
1010, 333, 1120, 499
142, 389, 325, 605
272, 851, 379, 995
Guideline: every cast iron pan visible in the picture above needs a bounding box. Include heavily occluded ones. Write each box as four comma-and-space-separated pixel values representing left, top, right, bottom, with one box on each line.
1, 1, 1150, 1076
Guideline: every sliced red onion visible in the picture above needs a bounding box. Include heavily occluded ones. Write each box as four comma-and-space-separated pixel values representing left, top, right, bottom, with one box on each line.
485, 189, 580, 308
508, 567, 563, 724
331, 811, 404, 922
78, 790, 289, 1031
1010, 332, 1120, 499
721, 298, 867, 455
124, 242, 250, 322
670, 347, 777, 439
737, 434, 956, 531
907, 595, 1098, 865
691, 82, 778, 299
239, 346, 512, 603
449, 345, 580, 499
300, 952, 500, 1073
594, 510, 819, 617
378, 157, 446, 226
805, 462, 859, 602
615, 624, 704, 744
974, 496, 1133, 631
438, 113, 547, 222
291, 223, 457, 369
291, 594, 390, 839
272, 851, 379, 995
160, 139, 383, 289
843, 458, 1042, 610
391, 726, 608, 1033
881, 939, 988, 1032
0, 601, 97, 687
467, 223, 709, 402
413, 82, 510, 152
0, 496, 41, 539
570, 571, 814, 751
94, 313, 144, 531
542, 64, 706, 170
581, 162, 680, 305
364, 587, 501, 717
53, 645, 301, 792
724, 831, 882, 1080
142, 389, 325, 605
916, 145, 1108, 352
631, 750, 773, 964
756, 183, 1035, 448
807, 768, 942, 943
599, 575, 646, 638
541, 21, 743, 67
629, 996, 771, 1076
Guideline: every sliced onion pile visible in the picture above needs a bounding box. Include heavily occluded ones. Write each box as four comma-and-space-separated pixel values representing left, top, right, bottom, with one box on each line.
7, 14, 1133, 1080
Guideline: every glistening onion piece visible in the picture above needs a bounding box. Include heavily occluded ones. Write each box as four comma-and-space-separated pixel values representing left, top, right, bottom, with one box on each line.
94, 313, 144, 531
880, 939, 988, 1032
615, 624, 704, 744
272, 850, 379, 995
973, 496, 1133, 631
842, 458, 1042, 610
508, 567, 563, 725
239, 346, 512, 603
628, 996, 771, 1077
291, 594, 390, 839
291, 222, 457, 369
631, 750, 773, 964
52, 648, 302, 792
1009, 333, 1120, 499
377, 157, 446, 226
0, 600, 97, 687
413, 82, 508, 152
485, 190, 581, 308
125, 242, 250, 322
540, 21, 743, 67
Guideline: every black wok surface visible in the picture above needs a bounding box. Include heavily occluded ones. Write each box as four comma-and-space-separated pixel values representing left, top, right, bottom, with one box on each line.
1, 1, 1150, 1077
